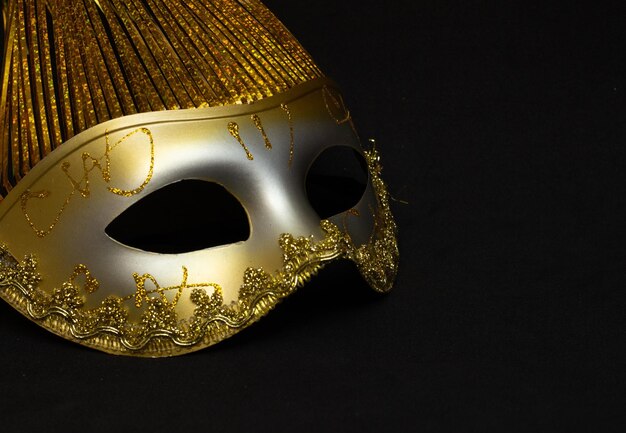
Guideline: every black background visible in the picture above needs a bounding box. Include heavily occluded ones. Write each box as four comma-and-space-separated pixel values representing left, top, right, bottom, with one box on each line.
1, 1, 624, 431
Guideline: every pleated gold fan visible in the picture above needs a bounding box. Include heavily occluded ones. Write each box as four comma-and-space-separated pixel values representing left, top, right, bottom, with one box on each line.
0, 0, 322, 197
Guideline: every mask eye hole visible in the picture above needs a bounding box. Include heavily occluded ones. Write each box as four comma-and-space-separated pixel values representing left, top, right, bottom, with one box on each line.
305, 146, 368, 219
105, 180, 250, 253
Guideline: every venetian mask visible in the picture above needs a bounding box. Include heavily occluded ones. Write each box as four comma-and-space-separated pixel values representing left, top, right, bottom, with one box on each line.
0, 0, 398, 356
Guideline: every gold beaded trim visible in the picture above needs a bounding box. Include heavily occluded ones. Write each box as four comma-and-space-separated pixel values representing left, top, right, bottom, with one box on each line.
0, 150, 398, 357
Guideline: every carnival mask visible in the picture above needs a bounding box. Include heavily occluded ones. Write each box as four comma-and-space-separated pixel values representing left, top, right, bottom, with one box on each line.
0, 0, 398, 356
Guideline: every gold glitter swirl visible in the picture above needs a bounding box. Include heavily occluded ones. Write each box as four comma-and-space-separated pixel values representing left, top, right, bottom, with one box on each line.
129, 266, 221, 309
104, 128, 155, 197
229, 109, 296, 162
0, 149, 398, 356
251, 114, 272, 150
69, 264, 100, 294
280, 103, 295, 166
20, 127, 154, 237
227, 121, 254, 160
322, 85, 351, 125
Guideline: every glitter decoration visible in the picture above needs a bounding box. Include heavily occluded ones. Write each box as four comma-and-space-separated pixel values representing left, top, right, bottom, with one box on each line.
19, 127, 155, 237
280, 103, 295, 166
227, 121, 255, 160
251, 114, 273, 150
322, 85, 352, 125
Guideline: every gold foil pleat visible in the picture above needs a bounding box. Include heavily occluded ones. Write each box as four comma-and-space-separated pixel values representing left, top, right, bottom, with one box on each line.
0, 0, 322, 198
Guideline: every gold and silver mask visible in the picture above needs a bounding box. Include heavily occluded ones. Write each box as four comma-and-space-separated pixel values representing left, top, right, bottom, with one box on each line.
0, 0, 398, 356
